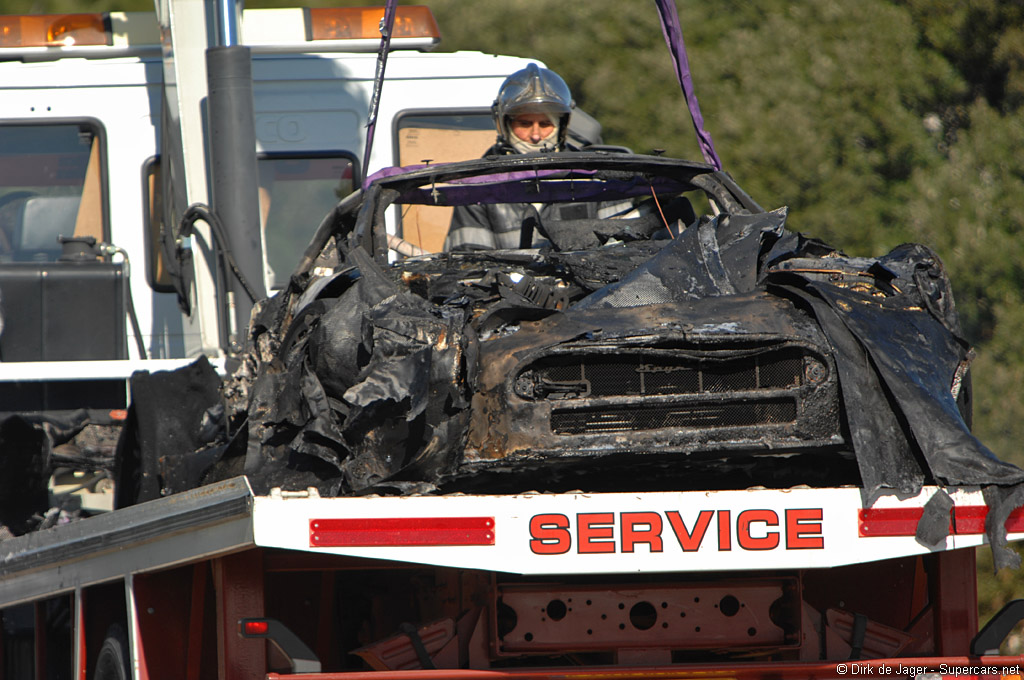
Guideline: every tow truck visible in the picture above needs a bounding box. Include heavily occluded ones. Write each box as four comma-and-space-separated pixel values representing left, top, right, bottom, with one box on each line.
3, 1, 1024, 679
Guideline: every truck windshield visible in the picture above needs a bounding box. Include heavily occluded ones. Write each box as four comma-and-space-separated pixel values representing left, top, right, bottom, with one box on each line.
0, 122, 105, 262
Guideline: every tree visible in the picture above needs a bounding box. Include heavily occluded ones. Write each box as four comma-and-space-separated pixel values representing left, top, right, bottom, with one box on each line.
898, 0, 1024, 112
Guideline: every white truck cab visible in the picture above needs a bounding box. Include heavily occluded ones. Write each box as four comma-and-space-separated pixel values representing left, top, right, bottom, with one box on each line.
0, 6, 556, 461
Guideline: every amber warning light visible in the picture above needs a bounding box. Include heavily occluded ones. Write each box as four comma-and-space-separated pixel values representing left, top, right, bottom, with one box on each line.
308, 6, 439, 41
0, 13, 110, 48
2, 8, 439, 54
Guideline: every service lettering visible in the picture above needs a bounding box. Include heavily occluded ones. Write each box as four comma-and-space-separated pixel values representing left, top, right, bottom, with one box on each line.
528, 508, 825, 555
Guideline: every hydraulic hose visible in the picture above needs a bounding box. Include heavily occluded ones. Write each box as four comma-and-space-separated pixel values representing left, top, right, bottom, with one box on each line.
96, 242, 148, 361
178, 203, 260, 304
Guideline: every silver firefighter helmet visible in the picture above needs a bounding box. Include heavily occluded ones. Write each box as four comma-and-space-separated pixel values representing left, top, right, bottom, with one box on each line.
493, 63, 574, 151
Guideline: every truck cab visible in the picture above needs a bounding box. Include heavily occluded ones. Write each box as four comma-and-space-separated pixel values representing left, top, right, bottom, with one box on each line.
0, 6, 554, 500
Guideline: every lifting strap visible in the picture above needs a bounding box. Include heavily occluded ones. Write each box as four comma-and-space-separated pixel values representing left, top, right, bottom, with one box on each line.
654, 0, 723, 170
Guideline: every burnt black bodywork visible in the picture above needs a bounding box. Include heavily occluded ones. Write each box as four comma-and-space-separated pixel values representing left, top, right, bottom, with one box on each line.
118, 152, 1024, 566
464, 286, 841, 462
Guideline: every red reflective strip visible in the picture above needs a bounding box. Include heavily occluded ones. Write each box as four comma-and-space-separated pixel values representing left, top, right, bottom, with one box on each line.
860, 505, 1024, 537
310, 517, 495, 547
859, 507, 926, 537
953, 505, 987, 534
1009, 507, 1024, 533
954, 506, 1024, 534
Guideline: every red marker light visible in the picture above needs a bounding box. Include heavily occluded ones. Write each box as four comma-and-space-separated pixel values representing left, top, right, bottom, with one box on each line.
859, 505, 1024, 537
240, 619, 269, 636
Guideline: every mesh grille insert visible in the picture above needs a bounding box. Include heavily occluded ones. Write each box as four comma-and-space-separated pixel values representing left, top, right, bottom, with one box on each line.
518, 348, 809, 400
551, 399, 797, 435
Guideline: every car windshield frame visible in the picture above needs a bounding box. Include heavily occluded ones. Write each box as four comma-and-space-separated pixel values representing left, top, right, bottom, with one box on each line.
290, 152, 766, 279
347, 152, 762, 261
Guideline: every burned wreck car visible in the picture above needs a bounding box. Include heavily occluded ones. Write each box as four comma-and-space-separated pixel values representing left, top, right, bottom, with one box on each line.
113, 150, 1024, 562
235, 153, 851, 493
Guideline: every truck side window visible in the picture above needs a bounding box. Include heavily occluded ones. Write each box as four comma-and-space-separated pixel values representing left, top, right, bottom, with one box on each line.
144, 154, 355, 292
0, 123, 106, 262
395, 112, 495, 253
258, 154, 355, 289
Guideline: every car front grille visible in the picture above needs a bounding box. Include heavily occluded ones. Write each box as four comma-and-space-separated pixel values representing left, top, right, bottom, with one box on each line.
514, 346, 824, 436
515, 347, 811, 401
551, 398, 798, 435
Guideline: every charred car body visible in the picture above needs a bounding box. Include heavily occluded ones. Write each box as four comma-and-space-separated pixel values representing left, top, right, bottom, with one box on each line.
119, 150, 1024, 552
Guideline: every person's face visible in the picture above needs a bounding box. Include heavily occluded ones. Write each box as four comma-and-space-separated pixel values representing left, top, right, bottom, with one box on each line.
509, 113, 556, 143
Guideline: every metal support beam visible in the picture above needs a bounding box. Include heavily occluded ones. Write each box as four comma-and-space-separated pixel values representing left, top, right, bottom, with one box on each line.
214, 550, 266, 679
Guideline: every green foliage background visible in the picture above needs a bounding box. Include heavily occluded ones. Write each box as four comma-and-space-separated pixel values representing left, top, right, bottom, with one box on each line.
10, 0, 1024, 636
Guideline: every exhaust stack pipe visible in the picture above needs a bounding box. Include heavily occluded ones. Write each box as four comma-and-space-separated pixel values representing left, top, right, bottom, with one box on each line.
206, 0, 266, 352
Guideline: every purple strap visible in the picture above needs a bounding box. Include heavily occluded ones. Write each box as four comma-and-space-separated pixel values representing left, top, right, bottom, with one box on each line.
361, 0, 398, 177
655, 0, 722, 170
364, 163, 439, 187
365, 1, 719, 177
395, 175, 688, 206
363, 165, 689, 205
364, 165, 595, 190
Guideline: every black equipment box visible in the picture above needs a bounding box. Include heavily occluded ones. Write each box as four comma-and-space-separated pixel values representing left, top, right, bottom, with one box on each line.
0, 262, 127, 362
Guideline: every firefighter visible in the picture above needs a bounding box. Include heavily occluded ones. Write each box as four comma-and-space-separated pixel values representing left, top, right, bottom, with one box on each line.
492, 63, 574, 156
444, 64, 585, 251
